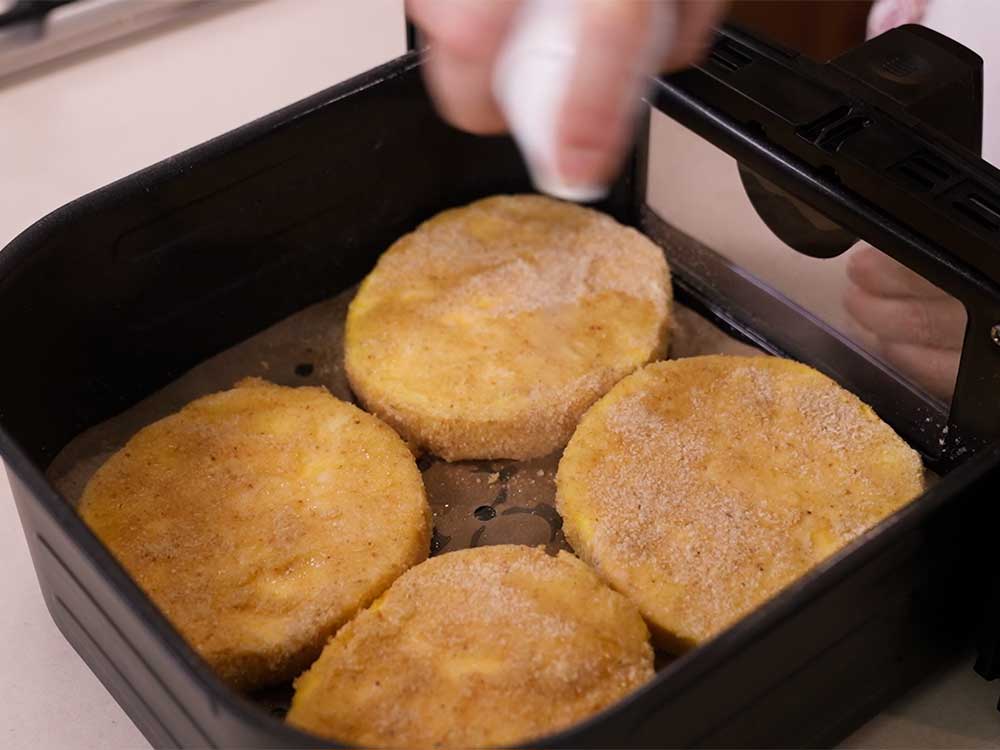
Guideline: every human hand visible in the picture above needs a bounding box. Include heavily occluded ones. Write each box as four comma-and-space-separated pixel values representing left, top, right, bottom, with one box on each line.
406, 0, 728, 188
844, 244, 966, 400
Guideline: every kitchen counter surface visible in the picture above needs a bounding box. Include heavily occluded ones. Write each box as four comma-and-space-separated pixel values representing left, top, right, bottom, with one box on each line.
1, 1, 998, 747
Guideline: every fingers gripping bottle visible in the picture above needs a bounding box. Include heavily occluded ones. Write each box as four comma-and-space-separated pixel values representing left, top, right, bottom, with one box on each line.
493, 0, 676, 202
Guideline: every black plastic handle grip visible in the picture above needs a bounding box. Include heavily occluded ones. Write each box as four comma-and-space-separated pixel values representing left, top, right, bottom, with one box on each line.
650, 24, 1000, 452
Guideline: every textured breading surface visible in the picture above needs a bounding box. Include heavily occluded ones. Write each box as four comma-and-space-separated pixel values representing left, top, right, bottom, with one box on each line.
345, 194, 672, 461
78, 378, 431, 691
287, 545, 654, 748
557, 355, 925, 651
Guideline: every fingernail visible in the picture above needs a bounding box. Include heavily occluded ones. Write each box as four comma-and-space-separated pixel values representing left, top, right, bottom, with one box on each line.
559, 145, 609, 185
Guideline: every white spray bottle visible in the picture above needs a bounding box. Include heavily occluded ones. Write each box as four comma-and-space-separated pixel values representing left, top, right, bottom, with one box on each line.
493, 0, 676, 202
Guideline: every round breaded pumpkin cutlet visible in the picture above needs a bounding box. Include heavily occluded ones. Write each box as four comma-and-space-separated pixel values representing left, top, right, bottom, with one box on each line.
287, 544, 654, 749
556, 355, 925, 652
344, 194, 672, 461
78, 378, 431, 691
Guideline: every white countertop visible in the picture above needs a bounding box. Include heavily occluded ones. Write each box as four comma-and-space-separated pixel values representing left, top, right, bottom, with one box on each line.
1, 1, 999, 748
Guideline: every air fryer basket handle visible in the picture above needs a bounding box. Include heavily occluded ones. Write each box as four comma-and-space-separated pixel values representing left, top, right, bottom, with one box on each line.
649, 24, 1000, 455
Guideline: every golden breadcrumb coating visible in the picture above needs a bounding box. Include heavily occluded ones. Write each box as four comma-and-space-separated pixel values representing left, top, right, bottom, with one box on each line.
557, 355, 925, 651
287, 544, 654, 748
79, 378, 431, 690
345, 194, 672, 461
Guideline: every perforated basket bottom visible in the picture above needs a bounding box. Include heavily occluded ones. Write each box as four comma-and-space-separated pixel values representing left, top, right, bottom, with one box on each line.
45, 283, 762, 716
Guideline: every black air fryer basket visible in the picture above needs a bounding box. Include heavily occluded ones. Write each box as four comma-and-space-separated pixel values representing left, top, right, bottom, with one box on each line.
2, 23, 1000, 749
